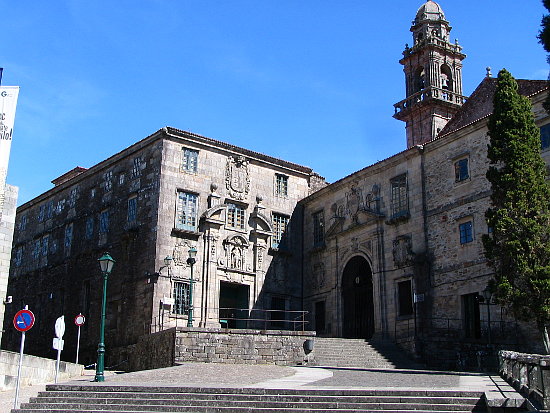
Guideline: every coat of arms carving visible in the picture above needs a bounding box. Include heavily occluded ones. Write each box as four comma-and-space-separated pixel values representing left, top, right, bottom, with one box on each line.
226, 156, 250, 200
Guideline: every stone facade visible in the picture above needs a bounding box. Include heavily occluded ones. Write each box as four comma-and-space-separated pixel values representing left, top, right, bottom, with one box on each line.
1, 127, 322, 366
2, 0, 549, 371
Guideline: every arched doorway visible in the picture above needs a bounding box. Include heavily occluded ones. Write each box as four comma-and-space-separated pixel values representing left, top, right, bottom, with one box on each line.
342, 256, 374, 339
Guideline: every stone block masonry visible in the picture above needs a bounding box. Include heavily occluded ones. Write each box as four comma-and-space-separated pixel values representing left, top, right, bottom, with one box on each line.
175, 327, 315, 366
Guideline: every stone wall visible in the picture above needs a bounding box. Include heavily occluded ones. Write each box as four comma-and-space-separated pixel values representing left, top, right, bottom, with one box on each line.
0, 184, 17, 345
110, 328, 176, 372
175, 327, 315, 366
0, 349, 83, 390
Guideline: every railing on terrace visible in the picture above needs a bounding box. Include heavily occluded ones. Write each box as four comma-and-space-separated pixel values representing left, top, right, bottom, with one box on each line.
393, 86, 467, 115
394, 317, 520, 344
151, 307, 309, 334
500, 350, 550, 410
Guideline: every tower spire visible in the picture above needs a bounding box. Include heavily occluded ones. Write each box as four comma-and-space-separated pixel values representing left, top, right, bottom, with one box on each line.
393, 1, 466, 148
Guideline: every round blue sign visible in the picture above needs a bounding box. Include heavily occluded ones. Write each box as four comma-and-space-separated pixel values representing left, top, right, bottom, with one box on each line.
13, 309, 35, 332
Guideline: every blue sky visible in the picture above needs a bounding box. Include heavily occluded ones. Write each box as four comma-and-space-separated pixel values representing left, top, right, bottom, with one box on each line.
2, 0, 548, 205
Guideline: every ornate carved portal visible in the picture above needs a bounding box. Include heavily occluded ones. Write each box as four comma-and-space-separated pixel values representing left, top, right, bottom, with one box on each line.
225, 156, 250, 200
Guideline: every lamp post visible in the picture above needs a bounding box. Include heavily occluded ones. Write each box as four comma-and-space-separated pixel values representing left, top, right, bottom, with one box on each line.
95, 252, 115, 382
481, 286, 493, 346
186, 247, 197, 327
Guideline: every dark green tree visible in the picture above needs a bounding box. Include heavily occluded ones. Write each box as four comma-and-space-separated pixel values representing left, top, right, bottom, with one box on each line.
483, 69, 550, 353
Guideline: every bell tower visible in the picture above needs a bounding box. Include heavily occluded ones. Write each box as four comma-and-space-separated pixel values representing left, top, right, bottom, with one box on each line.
394, 1, 466, 148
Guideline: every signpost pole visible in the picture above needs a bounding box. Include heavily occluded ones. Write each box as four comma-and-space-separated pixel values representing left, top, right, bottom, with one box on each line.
54, 316, 65, 384
13, 305, 34, 410
76, 325, 81, 365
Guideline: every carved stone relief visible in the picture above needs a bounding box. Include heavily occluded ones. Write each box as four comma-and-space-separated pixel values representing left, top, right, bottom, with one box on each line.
225, 156, 250, 200
222, 235, 250, 272
393, 235, 414, 267
313, 262, 326, 288
172, 240, 194, 267
346, 184, 364, 223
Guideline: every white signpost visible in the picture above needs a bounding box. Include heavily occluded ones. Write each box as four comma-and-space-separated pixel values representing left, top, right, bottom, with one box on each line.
53, 316, 65, 383
74, 313, 85, 364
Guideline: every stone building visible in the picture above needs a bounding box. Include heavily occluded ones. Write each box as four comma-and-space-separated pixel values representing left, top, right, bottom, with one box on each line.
1, 127, 323, 364
2, 0, 550, 369
300, 1, 550, 368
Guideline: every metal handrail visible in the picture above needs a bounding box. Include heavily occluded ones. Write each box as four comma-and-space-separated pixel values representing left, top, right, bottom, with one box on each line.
151, 307, 309, 333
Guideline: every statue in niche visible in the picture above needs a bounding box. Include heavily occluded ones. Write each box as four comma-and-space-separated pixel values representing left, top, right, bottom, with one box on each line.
225, 155, 250, 200
223, 235, 248, 271
313, 262, 325, 288
230, 246, 243, 270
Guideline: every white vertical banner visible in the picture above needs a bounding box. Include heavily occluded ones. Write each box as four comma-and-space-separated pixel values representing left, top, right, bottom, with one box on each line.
0, 86, 19, 216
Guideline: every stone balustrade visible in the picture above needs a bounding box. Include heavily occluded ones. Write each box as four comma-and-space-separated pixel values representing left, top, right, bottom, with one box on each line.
394, 87, 467, 115
499, 350, 550, 410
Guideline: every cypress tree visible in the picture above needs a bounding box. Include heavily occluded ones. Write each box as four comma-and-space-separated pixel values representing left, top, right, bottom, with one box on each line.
483, 69, 550, 353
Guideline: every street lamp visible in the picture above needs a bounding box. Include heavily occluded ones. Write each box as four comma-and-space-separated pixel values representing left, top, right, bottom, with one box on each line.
95, 252, 115, 382
481, 286, 493, 346
187, 247, 197, 327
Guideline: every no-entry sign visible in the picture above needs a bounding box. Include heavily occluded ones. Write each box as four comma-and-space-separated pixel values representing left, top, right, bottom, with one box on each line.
13, 309, 35, 332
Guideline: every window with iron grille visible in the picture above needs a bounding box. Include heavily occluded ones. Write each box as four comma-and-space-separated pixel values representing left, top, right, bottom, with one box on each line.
176, 191, 198, 231
32, 239, 40, 261
454, 158, 469, 182
182, 148, 199, 173
272, 213, 289, 248
64, 224, 73, 253
173, 281, 190, 315
275, 174, 288, 197
38, 205, 45, 222
45, 200, 54, 220
41, 234, 49, 257
131, 156, 142, 178
85, 216, 94, 239
313, 210, 324, 246
15, 246, 23, 267
227, 203, 246, 230
18, 215, 27, 231
127, 195, 138, 223
459, 220, 473, 244
104, 171, 113, 192
99, 210, 109, 234
390, 174, 408, 218
68, 187, 78, 207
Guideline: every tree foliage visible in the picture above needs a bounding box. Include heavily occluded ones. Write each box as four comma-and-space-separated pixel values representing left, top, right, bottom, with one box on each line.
483, 69, 550, 352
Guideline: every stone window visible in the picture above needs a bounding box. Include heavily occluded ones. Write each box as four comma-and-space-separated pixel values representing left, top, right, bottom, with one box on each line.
459, 220, 473, 244
99, 210, 109, 234
227, 202, 246, 230
18, 214, 27, 231
182, 148, 199, 173
119, 173, 125, 185
540, 124, 550, 150
55, 199, 65, 215
176, 191, 198, 231
45, 200, 54, 220
397, 279, 414, 317
41, 234, 49, 257
68, 187, 78, 208
64, 223, 73, 254
85, 216, 94, 239
90, 188, 96, 199
127, 195, 138, 223
14, 246, 23, 267
390, 174, 408, 219
32, 239, 41, 261
173, 281, 189, 315
272, 213, 289, 249
104, 171, 113, 192
454, 158, 469, 182
38, 205, 45, 223
131, 156, 142, 179
313, 210, 324, 246
275, 174, 288, 197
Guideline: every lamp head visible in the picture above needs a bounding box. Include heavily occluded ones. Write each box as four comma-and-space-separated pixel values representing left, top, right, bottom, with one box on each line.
163, 255, 173, 267
98, 252, 115, 274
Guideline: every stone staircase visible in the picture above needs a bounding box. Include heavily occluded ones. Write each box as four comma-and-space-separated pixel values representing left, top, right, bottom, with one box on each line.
312, 337, 424, 369
12, 384, 488, 412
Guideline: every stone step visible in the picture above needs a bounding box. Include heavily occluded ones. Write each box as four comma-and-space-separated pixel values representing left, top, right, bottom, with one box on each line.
12, 385, 487, 413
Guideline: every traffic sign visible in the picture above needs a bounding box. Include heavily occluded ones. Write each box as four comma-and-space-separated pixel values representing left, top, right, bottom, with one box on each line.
13, 309, 35, 332
54, 316, 65, 338
52, 338, 64, 351
74, 314, 85, 326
